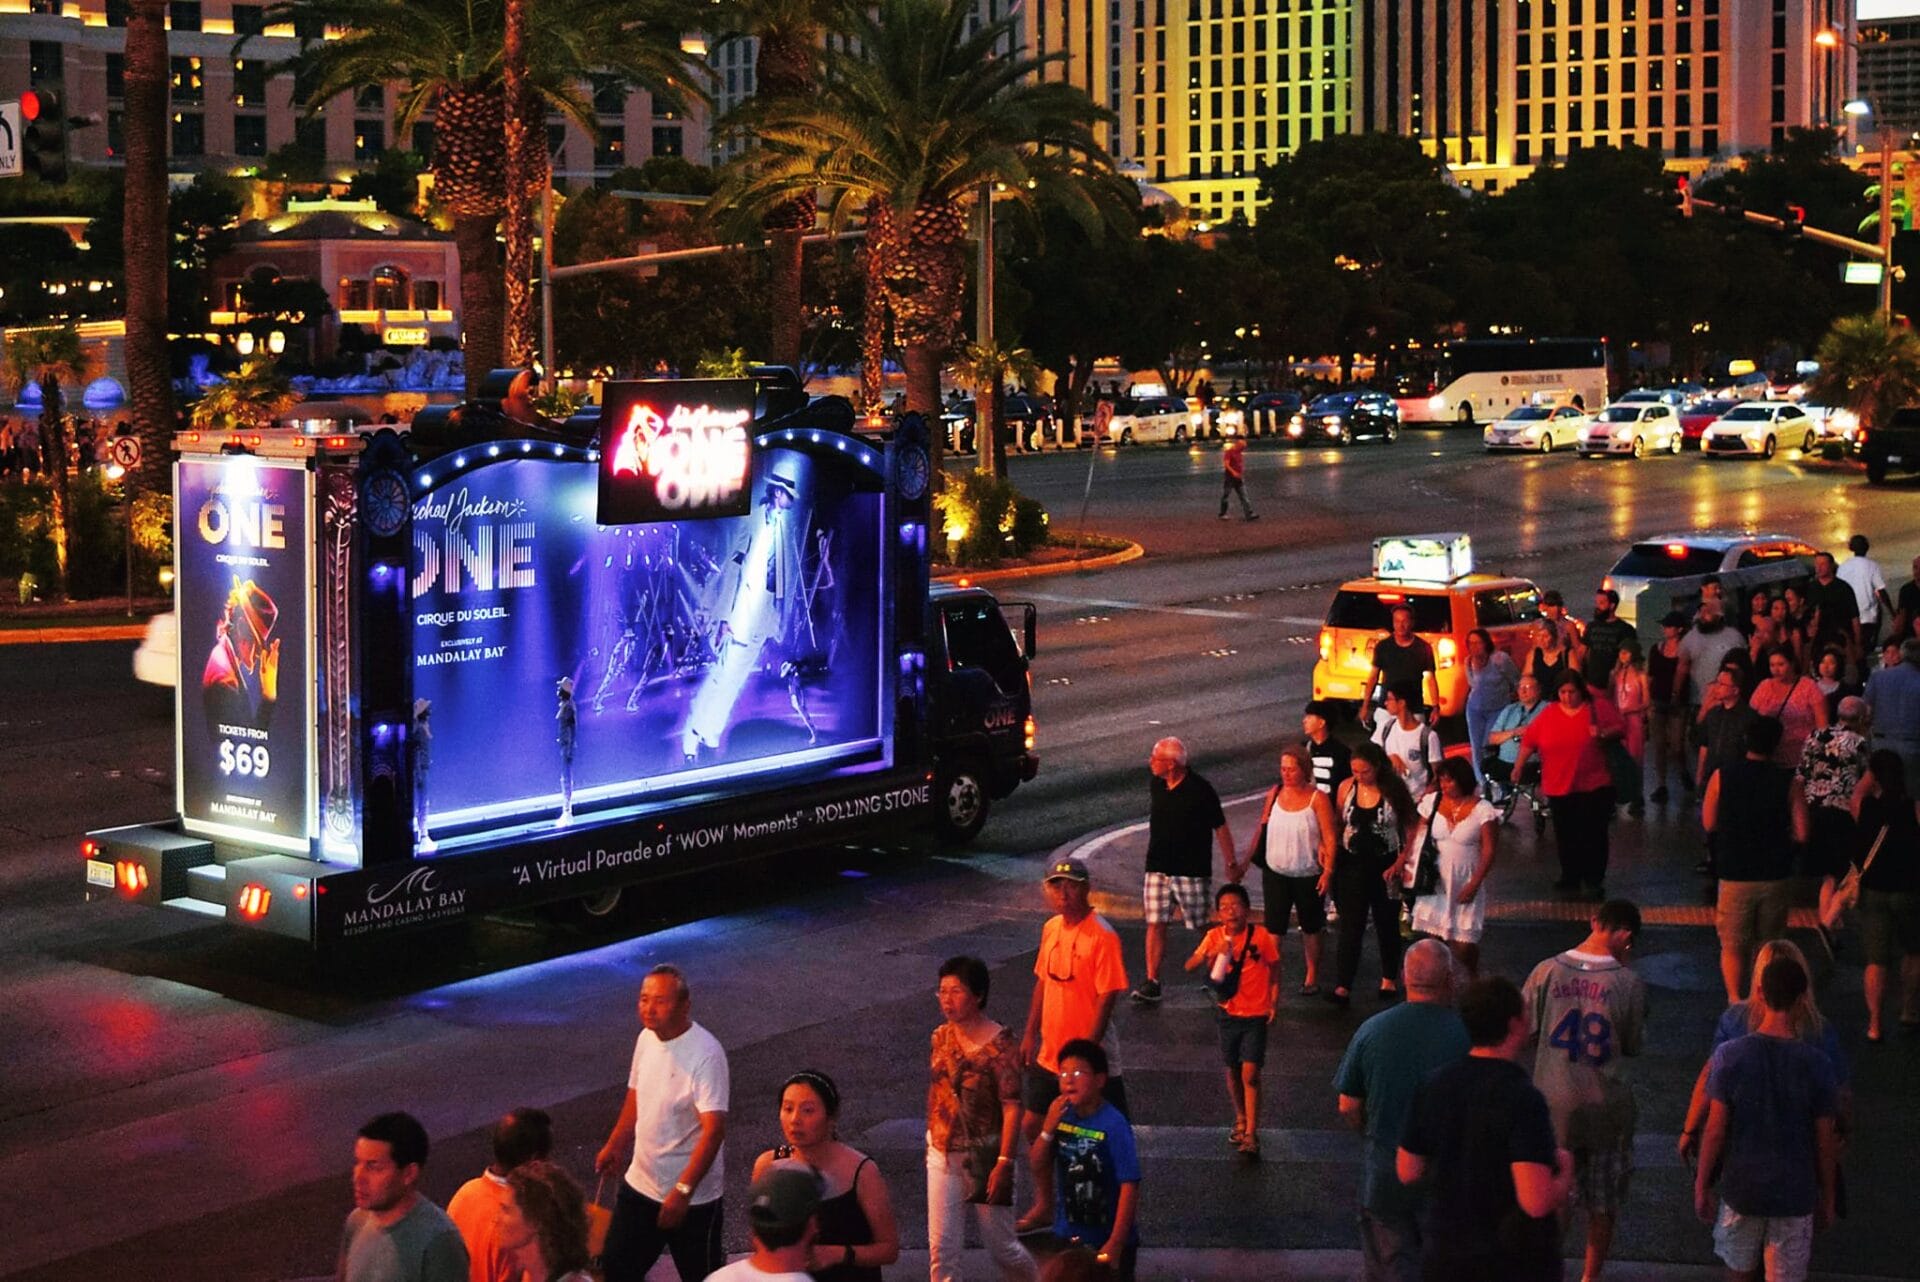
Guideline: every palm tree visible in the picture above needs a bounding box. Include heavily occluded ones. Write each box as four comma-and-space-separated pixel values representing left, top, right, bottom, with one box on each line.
719, 0, 1121, 438
261, 0, 702, 399
949, 338, 1037, 479
189, 360, 301, 431
1806, 314, 1920, 445
122, 0, 174, 492
5, 327, 95, 596
502, 0, 538, 368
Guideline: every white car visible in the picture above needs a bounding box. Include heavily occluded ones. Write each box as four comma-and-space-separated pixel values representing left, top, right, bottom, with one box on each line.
1700, 401, 1819, 459
1578, 402, 1684, 457
1107, 394, 1193, 445
133, 610, 177, 687
1482, 404, 1588, 453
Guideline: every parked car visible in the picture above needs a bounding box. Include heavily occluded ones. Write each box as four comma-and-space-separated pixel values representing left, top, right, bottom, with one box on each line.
1287, 391, 1401, 444
1678, 397, 1739, 447
1244, 390, 1305, 436
1482, 403, 1588, 453
1602, 532, 1818, 624
1208, 392, 1249, 437
1699, 401, 1818, 459
1108, 394, 1193, 444
133, 611, 177, 687
1578, 401, 1684, 457
1858, 406, 1920, 483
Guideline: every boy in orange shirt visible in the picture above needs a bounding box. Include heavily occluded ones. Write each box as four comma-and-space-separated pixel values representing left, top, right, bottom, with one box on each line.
1186, 883, 1282, 1158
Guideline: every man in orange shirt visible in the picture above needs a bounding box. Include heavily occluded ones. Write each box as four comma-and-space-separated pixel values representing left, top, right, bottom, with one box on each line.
1218, 434, 1257, 521
446, 1108, 553, 1282
1017, 857, 1130, 1233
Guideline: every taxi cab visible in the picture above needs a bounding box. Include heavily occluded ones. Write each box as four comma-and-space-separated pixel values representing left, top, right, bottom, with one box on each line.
1310, 534, 1544, 721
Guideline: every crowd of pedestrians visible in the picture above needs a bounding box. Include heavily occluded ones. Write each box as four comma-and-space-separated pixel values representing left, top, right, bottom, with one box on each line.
330, 540, 1920, 1282
0, 415, 132, 478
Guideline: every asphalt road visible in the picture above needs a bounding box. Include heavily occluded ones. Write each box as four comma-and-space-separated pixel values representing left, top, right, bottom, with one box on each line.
4, 429, 1918, 1280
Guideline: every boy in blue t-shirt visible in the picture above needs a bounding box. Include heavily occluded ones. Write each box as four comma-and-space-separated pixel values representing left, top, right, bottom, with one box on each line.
1031, 1037, 1141, 1280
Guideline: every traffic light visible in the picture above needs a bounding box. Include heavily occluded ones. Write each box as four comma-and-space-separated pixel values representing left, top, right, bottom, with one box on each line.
1784, 203, 1807, 231
20, 87, 69, 184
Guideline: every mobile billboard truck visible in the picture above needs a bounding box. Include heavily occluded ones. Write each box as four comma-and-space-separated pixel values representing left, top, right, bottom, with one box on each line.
85, 371, 1038, 944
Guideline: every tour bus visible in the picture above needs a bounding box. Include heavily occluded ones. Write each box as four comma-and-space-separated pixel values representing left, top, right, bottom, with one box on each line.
83, 370, 1041, 946
1394, 337, 1611, 427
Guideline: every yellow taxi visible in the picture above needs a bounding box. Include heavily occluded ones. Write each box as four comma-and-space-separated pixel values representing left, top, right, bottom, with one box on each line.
1310, 535, 1545, 720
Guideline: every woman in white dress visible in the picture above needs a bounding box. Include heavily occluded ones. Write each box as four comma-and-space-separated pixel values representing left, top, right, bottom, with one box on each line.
1392, 756, 1501, 978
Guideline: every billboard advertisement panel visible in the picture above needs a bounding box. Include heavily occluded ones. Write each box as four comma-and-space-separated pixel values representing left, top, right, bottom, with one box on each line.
177, 457, 313, 850
411, 446, 884, 837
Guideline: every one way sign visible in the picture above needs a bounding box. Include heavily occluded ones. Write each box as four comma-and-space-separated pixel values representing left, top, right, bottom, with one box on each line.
0, 99, 20, 179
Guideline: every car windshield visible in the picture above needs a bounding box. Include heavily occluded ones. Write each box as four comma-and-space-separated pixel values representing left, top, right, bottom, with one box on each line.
1504, 407, 1551, 421
1690, 399, 1736, 416
1598, 407, 1640, 422
1309, 394, 1358, 412
1610, 543, 1727, 578
1721, 406, 1770, 421
1325, 590, 1455, 632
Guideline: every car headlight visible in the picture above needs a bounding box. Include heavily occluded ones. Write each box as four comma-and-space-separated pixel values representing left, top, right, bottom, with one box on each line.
1322, 415, 1343, 425
1522, 425, 1541, 439
1286, 420, 1304, 437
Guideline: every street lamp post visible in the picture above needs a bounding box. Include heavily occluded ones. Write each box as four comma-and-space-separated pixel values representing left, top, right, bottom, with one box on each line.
1844, 100, 1897, 320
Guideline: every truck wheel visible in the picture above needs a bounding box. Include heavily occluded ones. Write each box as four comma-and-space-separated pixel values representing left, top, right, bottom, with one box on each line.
1456, 403, 1474, 427
576, 887, 624, 918
935, 762, 991, 844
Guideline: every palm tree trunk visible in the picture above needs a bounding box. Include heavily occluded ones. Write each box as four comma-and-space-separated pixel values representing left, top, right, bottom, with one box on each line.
860, 202, 893, 410
501, 0, 535, 370
122, 0, 173, 493
455, 213, 506, 401
38, 380, 71, 596
904, 344, 942, 418
769, 228, 806, 370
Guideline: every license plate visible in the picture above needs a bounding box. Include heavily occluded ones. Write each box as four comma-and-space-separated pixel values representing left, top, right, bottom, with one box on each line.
1891, 454, 1904, 465
86, 859, 114, 888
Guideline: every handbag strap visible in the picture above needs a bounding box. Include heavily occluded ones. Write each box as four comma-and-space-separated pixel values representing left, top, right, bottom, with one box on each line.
593, 1175, 609, 1209
1860, 824, 1890, 876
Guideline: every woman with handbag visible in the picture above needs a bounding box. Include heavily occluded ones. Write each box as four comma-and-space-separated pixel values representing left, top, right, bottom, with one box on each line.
1393, 757, 1501, 978
1245, 744, 1337, 996
753, 1070, 901, 1282
1328, 740, 1416, 1008
1849, 751, 1920, 1042
926, 958, 1037, 1282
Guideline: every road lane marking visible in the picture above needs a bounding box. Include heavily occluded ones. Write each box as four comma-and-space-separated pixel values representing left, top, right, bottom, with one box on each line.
1025, 590, 1324, 627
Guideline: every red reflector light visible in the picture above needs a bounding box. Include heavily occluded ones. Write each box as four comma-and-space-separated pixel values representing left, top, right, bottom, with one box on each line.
116, 860, 148, 893
292, 883, 309, 899
237, 884, 272, 918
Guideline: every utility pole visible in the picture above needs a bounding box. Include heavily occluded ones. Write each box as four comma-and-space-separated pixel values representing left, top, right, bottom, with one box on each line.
1881, 126, 1897, 320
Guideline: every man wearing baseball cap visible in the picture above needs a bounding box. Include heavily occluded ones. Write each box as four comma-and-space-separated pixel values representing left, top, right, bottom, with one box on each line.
1016, 856, 1129, 1233
706, 1165, 822, 1282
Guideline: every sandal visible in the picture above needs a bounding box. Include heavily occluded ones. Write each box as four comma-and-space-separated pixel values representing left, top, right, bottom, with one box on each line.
1236, 1133, 1262, 1160
1228, 1123, 1246, 1147
1299, 983, 1321, 997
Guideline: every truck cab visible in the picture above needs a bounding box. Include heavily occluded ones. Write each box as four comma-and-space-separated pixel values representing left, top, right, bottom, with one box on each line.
927, 585, 1038, 840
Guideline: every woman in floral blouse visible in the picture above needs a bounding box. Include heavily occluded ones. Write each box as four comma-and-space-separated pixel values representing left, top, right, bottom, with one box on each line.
1797, 695, 1871, 923
927, 956, 1038, 1282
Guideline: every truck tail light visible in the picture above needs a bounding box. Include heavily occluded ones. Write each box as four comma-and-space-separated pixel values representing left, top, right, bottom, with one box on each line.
1436, 636, 1458, 668
81, 839, 99, 859
1024, 715, 1036, 752
1318, 631, 1332, 662
237, 884, 272, 918
116, 860, 149, 894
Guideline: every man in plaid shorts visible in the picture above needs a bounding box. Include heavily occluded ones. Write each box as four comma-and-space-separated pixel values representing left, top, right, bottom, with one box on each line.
1522, 899, 1647, 1282
1132, 737, 1239, 1004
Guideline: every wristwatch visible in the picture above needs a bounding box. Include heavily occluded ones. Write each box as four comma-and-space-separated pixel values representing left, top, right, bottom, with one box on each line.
674, 1181, 694, 1197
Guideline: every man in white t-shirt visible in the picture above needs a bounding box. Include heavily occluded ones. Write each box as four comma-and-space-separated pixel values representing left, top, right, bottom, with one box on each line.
1839, 534, 1893, 646
596, 964, 731, 1282
706, 1165, 824, 1282
1373, 682, 1443, 797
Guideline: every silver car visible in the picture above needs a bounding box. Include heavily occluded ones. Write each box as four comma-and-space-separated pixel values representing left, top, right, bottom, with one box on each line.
1483, 404, 1588, 453
1602, 532, 1818, 624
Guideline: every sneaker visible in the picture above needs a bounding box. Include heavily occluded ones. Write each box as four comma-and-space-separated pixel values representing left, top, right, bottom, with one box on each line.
1130, 978, 1163, 1003
1217, 513, 1230, 521
1245, 512, 1260, 521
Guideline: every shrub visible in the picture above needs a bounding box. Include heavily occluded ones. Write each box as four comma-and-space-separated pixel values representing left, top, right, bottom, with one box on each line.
933, 472, 1050, 567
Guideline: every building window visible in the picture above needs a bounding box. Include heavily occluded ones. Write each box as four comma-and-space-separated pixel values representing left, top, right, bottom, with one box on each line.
593, 75, 625, 116
1704, 57, 1718, 88
106, 54, 126, 101
233, 59, 269, 107
356, 85, 385, 113
652, 125, 683, 156
106, 0, 130, 25
1516, 139, 1532, 163
547, 122, 568, 158
354, 119, 385, 160
339, 278, 370, 311
29, 41, 63, 84
1595, 99, 1609, 127
371, 265, 410, 311
235, 114, 268, 157
232, 4, 267, 35
412, 122, 435, 156
1518, 70, 1531, 99
1677, 96, 1691, 125
1704, 93, 1718, 123
171, 111, 205, 157
595, 124, 626, 168
168, 1, 202, 31
107, 109, 123, 157
1703, 129, 1718, 152
171, 57, 205, 105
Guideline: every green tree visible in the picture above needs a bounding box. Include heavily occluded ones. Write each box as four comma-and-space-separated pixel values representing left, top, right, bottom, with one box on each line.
261, 0, 703, 398
189, 359, 301, 431
5, 326, 95, 595
949, 339, 1038, 478
1001, 204, 1139, 438
349, 149, 428, 218
720, 0, 1123, 445
1805, 314, 1920, 437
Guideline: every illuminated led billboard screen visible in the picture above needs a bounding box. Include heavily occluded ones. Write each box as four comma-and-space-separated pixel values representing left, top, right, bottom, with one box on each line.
177, 457, 313, 850
411, 447, 884, 834
598, 378, 756, 524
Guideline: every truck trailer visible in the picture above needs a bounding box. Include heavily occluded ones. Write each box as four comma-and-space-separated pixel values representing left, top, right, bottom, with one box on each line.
84, 372, 1038, 945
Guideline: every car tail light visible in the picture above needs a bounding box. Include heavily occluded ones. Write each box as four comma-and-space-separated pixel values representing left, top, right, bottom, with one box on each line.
1318, 631, 1333, 661
1436, 636, 1458, 667
1665, 544, 1688, 559
236, 884, 272, 918
81, 839, 99, 859
116, 860, 149, 894
1023, 716, 1036, 752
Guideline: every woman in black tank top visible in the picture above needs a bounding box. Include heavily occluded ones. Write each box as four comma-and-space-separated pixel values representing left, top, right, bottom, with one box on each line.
753, 1070, 899, 1281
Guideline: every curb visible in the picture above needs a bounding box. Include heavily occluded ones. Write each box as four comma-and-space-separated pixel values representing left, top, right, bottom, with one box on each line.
935, 539, 1144, 585
0, 623, 148, 645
